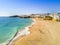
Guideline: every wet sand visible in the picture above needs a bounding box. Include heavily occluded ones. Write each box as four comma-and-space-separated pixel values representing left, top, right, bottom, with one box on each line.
11, 18, 60, 45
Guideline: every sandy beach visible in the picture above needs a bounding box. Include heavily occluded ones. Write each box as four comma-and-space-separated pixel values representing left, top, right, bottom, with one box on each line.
11, 18, 60, 45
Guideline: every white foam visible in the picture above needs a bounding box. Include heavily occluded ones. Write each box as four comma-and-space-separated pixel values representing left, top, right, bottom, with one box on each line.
12, 19, 36, 40
8, 19, 36, 45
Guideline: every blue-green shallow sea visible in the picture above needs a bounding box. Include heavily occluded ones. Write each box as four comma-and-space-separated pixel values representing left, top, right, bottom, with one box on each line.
0, 17, 33, 44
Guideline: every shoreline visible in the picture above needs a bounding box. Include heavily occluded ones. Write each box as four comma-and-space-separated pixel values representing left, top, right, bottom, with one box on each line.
8, 18, 36, 45
9, 18, 60, 45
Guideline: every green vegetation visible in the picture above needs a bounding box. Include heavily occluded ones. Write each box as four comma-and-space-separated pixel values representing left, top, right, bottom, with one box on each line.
43, 16, 53, 20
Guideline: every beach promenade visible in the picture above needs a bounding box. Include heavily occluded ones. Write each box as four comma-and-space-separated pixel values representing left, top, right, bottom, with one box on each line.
11, 18, 60, 45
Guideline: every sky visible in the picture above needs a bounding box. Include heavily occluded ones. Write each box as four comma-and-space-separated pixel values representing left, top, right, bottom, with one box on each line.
0, 0, 60, 16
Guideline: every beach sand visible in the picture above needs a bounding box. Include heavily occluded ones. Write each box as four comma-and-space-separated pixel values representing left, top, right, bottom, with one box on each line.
11, 18, 60, 45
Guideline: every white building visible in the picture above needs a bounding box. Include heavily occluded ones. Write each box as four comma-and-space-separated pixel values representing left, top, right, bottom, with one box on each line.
49, 13, 60, 21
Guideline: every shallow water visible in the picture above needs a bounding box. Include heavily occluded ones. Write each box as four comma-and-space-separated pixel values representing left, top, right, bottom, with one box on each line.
0, 17, 32, 44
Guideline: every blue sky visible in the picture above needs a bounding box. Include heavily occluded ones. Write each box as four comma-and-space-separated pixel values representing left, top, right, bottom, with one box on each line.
0, 0, 60, 16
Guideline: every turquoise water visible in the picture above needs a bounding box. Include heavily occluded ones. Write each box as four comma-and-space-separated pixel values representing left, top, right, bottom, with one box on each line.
0, 17, 32, 44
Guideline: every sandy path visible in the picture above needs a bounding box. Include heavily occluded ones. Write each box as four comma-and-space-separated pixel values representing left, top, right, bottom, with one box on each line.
11, 18, 60, 45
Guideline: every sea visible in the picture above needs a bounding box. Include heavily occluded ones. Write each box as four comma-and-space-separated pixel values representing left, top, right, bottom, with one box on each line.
0, 17, 33, 45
